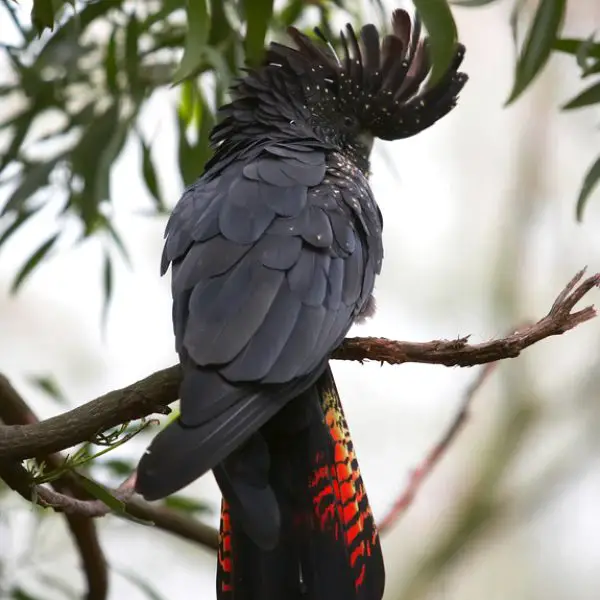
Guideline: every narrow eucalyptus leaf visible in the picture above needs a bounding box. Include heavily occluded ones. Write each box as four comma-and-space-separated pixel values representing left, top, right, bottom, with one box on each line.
31, 0, 56, 35
506, 0, 567, 104
172, 0, 210, 84
562, 80, 600, 110
413, 0, 459, 86
76, 474, 125, 512
140, 137, 165, 212
242, 0, 274, 66
11, 233, 59, 293
575, 155, 600, 221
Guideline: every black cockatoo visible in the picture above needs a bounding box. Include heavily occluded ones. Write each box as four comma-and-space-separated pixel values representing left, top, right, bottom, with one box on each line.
136, 9, 467, 599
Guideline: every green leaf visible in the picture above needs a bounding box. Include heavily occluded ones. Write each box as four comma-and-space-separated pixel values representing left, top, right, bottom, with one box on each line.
94, 116, 132, 206
554, 37, 600, 59
104, 220, 132, 266
11, 233, 59, 293
101, 251, 113, 330
177, 114, 199, 186
171, 0, 210, 84
277, 0, 305, 27
76, 474, 125, 513
31, 0, 56, 34
126, 13, 141, 94
27, 374, 68, 405
194, 85, 215, 170
0, 209, 36, 250
1, 159, 60, 216
0, 108, 37, 176
243, 0, 274, 66
34, 0, 124, 66
140, 136, 165, 212
562, 80, 600, 110
506, 0, 567, 105
575, 155, 600, 221
178, 79, 196, 125
575, 34, 598, 72
413, 0, 459, 86
11, 587, 39, 600
102, 458, 135, 477
105, 26, 119, 94
208, 0, 232, 45
163, 495, 212, 515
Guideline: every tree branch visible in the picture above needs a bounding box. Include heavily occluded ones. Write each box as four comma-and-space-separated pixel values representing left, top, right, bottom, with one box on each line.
0, 378, 220, 551
378, 361, 497, 533
1, 269, 596, 462
0, 397, 110, 600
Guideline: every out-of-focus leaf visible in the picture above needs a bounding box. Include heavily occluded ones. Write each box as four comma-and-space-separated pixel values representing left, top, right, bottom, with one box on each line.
93, 115, 132, 208
177, 115, 199, 186
1, 159, 61, 216
104, 219, 132, 266
34, 0, 123, 67
70, 104, 121, 232
76, 474, 125, 512
413, 0, 459, 86
562, 81, 600, 110
575, 155, 600, 221
178, 79, 195, 124
11, 587, 39, 600
31, 0, 56, 34
209, 0, 231, 45
277, 0, 304, 27
126, 13, 140, 94
0, 209, 36, 249
101, 251, 113, 329
140, 136, 165, 212
506, 0, 567, 104
195, 86, 214, 170
114, 567, 168, 600
575, 34, 598, 72
11, 233, 59, 293
102, 458, 135, 477
105, 26, 119, 94
163, 495, 212, 515
172, 0, 210, 84
141, 0, 184, 30
0, 108, 38, 175
10, 233, 59, 294
242, 0, 274, 66
27, 374, 68, 405
203, 45, 233, 90
554, 37, 600, 59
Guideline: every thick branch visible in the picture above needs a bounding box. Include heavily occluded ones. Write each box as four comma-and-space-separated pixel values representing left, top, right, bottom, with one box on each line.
0, 269, 597, 463
0, 379, 219, 551
0, 398, 109, 600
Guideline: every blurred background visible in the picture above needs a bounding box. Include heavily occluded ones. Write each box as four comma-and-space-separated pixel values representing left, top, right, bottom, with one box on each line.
1, 0, 600, 598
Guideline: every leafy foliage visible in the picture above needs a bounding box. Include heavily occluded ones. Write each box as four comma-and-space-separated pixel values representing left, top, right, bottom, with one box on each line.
2, 0, 598, 308
0, 0, 362, 304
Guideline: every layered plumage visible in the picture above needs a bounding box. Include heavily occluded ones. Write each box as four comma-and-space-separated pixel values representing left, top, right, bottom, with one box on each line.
136, 9, 467, 599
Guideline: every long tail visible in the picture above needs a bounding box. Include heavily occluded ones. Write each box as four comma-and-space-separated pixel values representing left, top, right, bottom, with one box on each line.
215, 365, 385, 599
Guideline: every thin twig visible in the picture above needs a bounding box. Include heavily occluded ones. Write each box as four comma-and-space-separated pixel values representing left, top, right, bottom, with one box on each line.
378, 361, 498, 532
0, 379, 220, 551
0, 269, 596, 462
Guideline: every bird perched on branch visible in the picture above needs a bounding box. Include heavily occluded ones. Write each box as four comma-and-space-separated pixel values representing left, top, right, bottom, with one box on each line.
136, 9, 467, 599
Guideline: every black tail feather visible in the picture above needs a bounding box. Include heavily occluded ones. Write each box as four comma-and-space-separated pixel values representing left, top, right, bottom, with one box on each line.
216, 366, 385, 599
